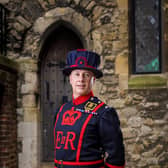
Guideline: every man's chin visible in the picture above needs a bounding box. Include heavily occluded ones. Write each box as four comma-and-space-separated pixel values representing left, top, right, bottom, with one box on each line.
76, 90, 87, 96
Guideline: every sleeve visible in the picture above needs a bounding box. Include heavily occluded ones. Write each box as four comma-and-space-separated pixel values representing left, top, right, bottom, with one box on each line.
99, 107, 125, 168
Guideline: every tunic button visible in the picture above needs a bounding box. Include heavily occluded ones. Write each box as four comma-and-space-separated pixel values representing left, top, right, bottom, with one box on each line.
98, 101, 101, 104
90, 97, 94, 100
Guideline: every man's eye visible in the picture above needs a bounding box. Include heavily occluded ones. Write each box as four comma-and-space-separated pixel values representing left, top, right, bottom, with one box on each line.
75, 73, 80, 76
84, 73, 90, 77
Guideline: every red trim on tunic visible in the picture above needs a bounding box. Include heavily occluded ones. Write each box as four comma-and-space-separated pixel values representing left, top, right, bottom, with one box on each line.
105, 162, 125, 168
76, 102, 105, 161
54, 159, 104, 166
72, 91, 94, 105
54, 104, 65, 159
76, 114, 93, 161
92, 102, 104, 112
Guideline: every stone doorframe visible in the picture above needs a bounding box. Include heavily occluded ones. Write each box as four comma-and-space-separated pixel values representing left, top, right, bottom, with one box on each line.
34, 7, 93, 54
18, 7, 94, 168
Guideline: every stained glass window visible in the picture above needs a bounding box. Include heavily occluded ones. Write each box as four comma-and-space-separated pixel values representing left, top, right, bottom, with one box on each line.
132, 0, 161, 73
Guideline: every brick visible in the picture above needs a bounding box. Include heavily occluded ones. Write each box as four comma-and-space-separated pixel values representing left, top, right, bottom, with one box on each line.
0, 68, 17, 168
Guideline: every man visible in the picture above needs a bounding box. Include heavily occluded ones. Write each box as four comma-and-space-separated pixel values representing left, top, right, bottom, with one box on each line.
54, 49, 125, 168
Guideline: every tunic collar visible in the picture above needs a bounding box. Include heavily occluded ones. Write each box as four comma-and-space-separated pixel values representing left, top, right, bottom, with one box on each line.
72, 91, 94, 105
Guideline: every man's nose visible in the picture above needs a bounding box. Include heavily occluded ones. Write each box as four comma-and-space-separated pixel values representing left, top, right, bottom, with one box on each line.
78, 74, 85, 81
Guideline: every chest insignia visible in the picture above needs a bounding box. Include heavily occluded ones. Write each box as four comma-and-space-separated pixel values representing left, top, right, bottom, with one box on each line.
62, 108, 81, 126
84, 101, 97, 111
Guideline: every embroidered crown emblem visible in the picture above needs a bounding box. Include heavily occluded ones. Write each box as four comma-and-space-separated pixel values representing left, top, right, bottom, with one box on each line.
62, 108, 81, 126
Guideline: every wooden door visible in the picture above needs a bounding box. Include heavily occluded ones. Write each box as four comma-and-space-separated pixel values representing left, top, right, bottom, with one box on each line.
0, 83, 4, 109
41, 26, 83, 161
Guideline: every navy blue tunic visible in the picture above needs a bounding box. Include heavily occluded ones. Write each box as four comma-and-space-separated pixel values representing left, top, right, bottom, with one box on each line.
54, 92, 125, 168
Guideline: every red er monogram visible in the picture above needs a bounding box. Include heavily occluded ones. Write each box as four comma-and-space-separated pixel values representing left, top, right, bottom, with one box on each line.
55, 131, 76, 150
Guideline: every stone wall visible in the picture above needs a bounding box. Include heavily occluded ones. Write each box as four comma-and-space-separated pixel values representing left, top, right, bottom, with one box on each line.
118, 89, 168, 168
1, 0, 168, 168
0, 56, 18, 168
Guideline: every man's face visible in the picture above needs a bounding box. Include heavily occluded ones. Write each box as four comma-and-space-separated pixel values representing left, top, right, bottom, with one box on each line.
69, 69, 95, 98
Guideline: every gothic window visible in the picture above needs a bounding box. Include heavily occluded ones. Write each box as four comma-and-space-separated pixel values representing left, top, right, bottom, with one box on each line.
132, 0, 162, 74
0, 4, 7, 56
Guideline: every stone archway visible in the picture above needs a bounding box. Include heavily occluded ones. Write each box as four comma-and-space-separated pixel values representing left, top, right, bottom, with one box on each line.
18, 7, 93, 168
33, 7, 93, 56
35, 8, 93, 164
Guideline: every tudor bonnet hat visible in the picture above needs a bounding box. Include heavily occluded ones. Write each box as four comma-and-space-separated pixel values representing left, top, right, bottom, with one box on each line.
63, 49, 103, 78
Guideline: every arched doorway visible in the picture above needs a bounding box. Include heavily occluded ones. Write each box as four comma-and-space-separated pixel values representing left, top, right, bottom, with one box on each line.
40, 25, 83, 161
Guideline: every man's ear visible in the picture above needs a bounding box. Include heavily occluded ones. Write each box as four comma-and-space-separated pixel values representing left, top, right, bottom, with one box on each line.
91, 76, 96, 85
69, 74, 72, 85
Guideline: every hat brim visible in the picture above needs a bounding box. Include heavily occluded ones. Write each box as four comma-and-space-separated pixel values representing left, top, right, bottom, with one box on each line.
63, 67, 103, 78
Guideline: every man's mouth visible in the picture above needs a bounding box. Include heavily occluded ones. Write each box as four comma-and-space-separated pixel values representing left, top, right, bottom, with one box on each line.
77, 85, 85, 88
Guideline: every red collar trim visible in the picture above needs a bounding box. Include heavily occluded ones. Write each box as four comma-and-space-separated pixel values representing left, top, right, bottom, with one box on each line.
72, 91, 94, 105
